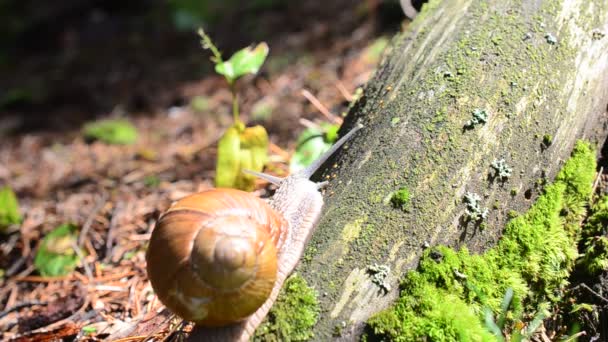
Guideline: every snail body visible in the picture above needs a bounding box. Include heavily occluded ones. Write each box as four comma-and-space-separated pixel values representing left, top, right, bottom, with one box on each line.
146, 123, 362, 340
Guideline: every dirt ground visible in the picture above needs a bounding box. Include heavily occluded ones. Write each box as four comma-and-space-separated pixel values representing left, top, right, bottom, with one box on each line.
0, 1, 407, 340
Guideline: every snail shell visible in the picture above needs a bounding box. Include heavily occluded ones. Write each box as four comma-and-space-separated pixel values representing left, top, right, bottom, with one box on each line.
146, 188, 288, 326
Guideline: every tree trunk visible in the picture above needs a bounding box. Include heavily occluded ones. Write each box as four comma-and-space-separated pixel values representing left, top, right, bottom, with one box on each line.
299, 0, 608, 339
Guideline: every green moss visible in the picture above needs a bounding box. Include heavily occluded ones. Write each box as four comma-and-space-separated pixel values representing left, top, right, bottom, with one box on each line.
577, 196, 608, 275
391, 188, 411, 210
367, 141, 595, 340
255, 274, 320, 341
82, 118, 138, 145
542, 134, 553, 148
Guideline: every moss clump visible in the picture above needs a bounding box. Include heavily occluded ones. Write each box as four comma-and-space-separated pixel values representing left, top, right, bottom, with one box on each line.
254, 274, 320, 341
391, 188, 411, 210
577, 196, 608, 275
82, 118, 138, 145
542, 134, 553, 148
367, 141, 596, 341
0, 186, 22, 231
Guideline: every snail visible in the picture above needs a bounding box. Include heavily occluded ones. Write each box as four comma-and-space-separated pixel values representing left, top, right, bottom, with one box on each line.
146, 123, 362, 341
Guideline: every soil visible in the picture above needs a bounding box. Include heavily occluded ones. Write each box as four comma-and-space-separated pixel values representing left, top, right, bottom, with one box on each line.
0, 0, 407, 340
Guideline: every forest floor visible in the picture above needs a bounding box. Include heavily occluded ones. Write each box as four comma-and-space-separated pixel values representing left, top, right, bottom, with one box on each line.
0, 1, 407, 340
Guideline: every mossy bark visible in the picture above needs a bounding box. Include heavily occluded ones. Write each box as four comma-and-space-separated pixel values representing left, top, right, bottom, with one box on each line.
294, 0, 608, 340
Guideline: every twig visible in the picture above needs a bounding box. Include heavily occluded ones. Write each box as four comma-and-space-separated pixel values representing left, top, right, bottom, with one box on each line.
71, 240, 94, 282
562, 331, 587, 342
0, 301, 46, 319
301, 89, 342, 124
592, 166, 604, 196
5, 255, 27, 277
105, 201, 124, 263
299, 118, 322, 130
335, 80, 353, 101
570, 283, 608, 304
78, 193, 108, 247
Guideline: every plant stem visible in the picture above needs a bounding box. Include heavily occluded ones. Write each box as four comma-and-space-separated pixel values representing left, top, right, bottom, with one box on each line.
197, 28, 223, 63
230, 82, 240, 123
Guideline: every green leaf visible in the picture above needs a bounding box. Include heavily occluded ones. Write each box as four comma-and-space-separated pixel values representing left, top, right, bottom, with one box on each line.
215, 42, 269, 83
215, 125, 242, 188
0, 186, 22, 231
82, 325, 97, 335
82, 119, 138, 145
237, 125, 269, 191
215, 123, 269, 191
34, 224, 80, 277
289, 124, 339, 173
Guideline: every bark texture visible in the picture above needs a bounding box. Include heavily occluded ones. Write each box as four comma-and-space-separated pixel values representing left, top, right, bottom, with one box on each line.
295, 0, 608, 339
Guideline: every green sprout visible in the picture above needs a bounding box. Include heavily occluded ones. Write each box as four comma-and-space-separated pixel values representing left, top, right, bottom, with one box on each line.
82, 119, 138, 145
198, 28, 270, 191
0, 186, 22, 232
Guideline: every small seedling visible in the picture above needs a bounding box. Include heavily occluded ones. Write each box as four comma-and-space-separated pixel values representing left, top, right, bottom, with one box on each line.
0, 186, 22, 232
198, 29, 270, 191
463, 192, 488, 221
465, 108, 488, 129
491, 159, 512, 180
82, 119, 138, 145
34, 224, 81, 277
367, 263, 391, 293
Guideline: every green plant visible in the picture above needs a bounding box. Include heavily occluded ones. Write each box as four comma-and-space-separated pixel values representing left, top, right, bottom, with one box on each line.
34, 224, 81, 277
0, 186, 21, 232
391, 187, 411, 211
82, 119, 138, 145
289, 123, 340, 173
198, 28, 270, 191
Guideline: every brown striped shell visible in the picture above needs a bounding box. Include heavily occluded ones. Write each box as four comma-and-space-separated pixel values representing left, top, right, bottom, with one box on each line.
145, 188, 288, 327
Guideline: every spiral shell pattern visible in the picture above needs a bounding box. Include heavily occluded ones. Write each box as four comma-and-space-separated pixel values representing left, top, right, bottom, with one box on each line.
146, 188, 288, 326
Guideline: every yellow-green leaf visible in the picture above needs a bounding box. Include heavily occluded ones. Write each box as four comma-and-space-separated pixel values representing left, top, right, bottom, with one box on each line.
289, 123, 339, 173
215, 124, 269, 191
34, 224, 80, 277
82, 118, 138, 145
215, 43, 269, 83
215, 125, 242, 188
0, 186, 22, 232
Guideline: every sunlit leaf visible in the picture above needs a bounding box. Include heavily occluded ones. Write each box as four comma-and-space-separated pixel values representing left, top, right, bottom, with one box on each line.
215, 42, 269, 83
0, 186, 22, 232
34, 224, 80, 277
215, 123, 269, 191
82, 119, 138, 145
289, 123, 339, 173
215, 124, 243, 188
237, 125, 269, 191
